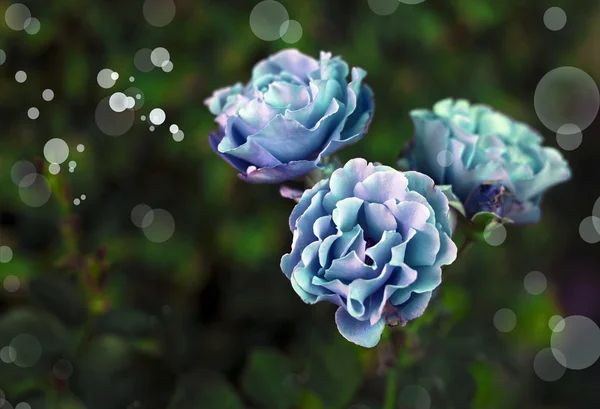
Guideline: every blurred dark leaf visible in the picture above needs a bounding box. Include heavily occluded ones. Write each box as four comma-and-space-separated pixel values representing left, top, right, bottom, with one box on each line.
29, 274, 87, 327
241, 348, 300, 409
94, 308, 160, 338
167, 369, 244, 409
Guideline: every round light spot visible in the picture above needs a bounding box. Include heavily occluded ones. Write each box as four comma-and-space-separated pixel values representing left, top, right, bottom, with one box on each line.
544, 7, 567, 31
76, 144, 84, 152
109, 92, 128, 113
143, 0, 176, 27
80, 194, 86, 200
68, 168, 74, 173
524, 271, 547, 295
95, 96, 135, 136
131, 204, 154, 228
0, 246, 13, 263
18, 175, 51, 207
556, 123, 582, 151
48, 163, 60, 175
172, 130, 184, 142
400, 0, 426, 3
24, 17, 40, 34
11, 334, 42, 368
125, 97, 135, 109
110, 71, 119, 81
129, 76, 135, 82
124, 87, 145, 111
169, 124, 179, 133
0, 49, 6, 65
279, 20, 303, 44
579, 216, 600, 244
73, 198, 80, 206
10, 160, 37, 187
149, 126, 155, 132
97, 68, 116, 89
367, 0, 400, 16
149, 108, 166, 125
41, 89, 54, 102
142, 209, 175, 243
141, 115, 147, 121
551, 315, 600, 370
162, 61, 173, 72
44, 138, 69, 164
53, 359, 73, 380
68, 160, 77, 168
534, 348, 566, 382
15, 70, 27, 83
483, 223, 507, 246
27, 107, 39, 120
5, 3, 31, 31
436, 150, 454, 167
397, 385, 431, 409
549, 315, 565, 332
249, 1, 289, 41
150, 47, 170, 67
4, 275, 20, 292
134, 48, 154, 72
15, 402, 31, 409
494, 308, 516, 332
0, 346, 16, 363
593, 197, 600, 234
534, 67, 599, 133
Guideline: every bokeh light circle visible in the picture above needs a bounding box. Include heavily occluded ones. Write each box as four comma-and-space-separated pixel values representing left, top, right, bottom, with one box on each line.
4, 275, 20, 292
549, 315, 565, 332
436, 150, 454, 167
493, 308, 516, 332
11, 160, 37, 187
551, 315, 600, 370
162, 61, 174, 72
523, 271, 547, 295
15, 71, 27, 83
592, 197, 600, 234
0, 49, 6, 65
173, 130, 184, 142
15, 403, 31, 409
397, 385, 431, 409
579, 216, 600, 244
149, 108, 166, 125
279, 20, 303, 44
19, 175, 52, 207
95, 96, 135, 136
483, 223, 507, 246
142, 209, 175, 243
27, 107, 39, 120
0, 346, 16, 363
544, 7, 567, 31
10, 334, 42, 368
42, 89, 55, 102
150, 47, 170, 67
124, 87, 145, 111
131, 204, 154, 228
556, 123, 582, 151
44, 138, 69, 164
143, 0, 176, 27
109, 92, 128, 113
97, 68, 117, 89
534, 67, 600, 133
53, 358, 74, 380
48, 163, 61, 175
0, 246, 13, 263
5, 3, 31, 31
533, 348, 566, 382
249, 1, 289, 41
367, 0, 400, 16
24, 17, 40, 34
134, 48, 154, 72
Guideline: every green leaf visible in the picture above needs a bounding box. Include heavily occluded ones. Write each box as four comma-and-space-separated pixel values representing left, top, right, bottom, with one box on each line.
439, 185, 466, 218
29, 275, 87, 327
241, 348, 300, 409
167, 370, 244, 409
305, 334, 362, 409
94, 308, 160, 338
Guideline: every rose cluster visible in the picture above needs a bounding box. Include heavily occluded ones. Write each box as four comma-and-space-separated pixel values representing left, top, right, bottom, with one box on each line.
205, 49, 571, 347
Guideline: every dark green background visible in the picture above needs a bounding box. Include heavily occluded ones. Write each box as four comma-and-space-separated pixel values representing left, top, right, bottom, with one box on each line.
1, 0, 599, 408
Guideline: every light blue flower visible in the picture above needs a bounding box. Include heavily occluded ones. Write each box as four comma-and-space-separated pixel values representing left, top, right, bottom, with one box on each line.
205, 49, 374, 183
406, 98, 572, 223
281, 158, 457, 347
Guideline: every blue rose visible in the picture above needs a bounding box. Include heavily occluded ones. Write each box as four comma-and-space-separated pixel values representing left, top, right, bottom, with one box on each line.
204, 49, 374, 183
406, 98, 572, 224
281, 158, 457, 347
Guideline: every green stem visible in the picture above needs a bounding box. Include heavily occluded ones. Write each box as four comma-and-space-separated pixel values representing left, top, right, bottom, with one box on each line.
383, 367, 398, 409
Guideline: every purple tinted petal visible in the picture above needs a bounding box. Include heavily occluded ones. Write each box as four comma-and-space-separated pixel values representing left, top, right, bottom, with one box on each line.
398, 291, 433, 321
239, 159, 320, 184
335, 307, 385, 348
363, 203, 397, 242
353, 171, 408, 204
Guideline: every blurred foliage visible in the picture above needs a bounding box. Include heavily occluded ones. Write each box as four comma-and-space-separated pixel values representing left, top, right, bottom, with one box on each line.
1, 0, 600, 408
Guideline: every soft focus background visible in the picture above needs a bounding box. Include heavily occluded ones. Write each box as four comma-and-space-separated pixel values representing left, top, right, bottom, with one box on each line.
1, 0, 600, 408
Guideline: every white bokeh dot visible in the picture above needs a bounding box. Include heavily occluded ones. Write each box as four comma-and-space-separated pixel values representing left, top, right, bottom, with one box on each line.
149, 108, 166, 125
76, 144, 85, 152
4, 275, 20, 292
524, 271, 547, 295
24, 17, 40, 35
279, 20, 303, 44
162, 61, 173, 72
579, 216, 600, 243
534, 348, 566, 382
15, 70, 27, 83
143, 0, 176, 27
172, 130, 184, 142
97, 68, 116, 89
42, 89, 54, 102
151, 47, 170, 67
131, 204, 154, 228
48, 163, 61, 175
544, 7, 567, 31
483, 223, 507, 246
549, 315, 565, 332
44, 138, 70, 164
0, 246, 13, 263
556, 123, 582, 151
551, 315, 600, 370
249, 1, 289, 41
73, 198, 80, 206
169, 124, 179, 133
109, 92, 128, 113
5, 3, 31, 31
437, 150, 454, 167
27, 107, 39, 120
494, 308, 516, 332
142, 209, 175, 243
